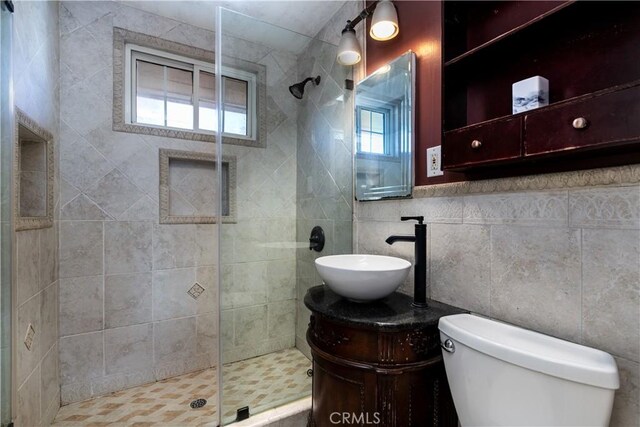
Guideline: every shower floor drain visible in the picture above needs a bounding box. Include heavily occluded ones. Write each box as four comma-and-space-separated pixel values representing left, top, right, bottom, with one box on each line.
190, 398, 207, 409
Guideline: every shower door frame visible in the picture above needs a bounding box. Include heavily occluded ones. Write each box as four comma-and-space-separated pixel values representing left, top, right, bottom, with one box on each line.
0, 1, 14, 425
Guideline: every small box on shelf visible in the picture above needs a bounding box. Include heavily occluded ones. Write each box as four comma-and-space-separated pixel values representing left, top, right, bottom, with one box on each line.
512, 76, 549, 113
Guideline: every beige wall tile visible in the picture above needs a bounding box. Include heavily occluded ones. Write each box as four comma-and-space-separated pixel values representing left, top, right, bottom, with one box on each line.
490, 226, 582, 342
60, 331, 104, 385
153, 317, 196, 365
105, 324, 153, 376
582, 229, 640, 361
430, 224, 491, 315
234, 305, 268, 346
105, 273, 152, 328
59, 221, 103, 278
570, 186, 640, 229
39, 282, 58, 354
40, 343, 59, 417
152, 268, 197, 321
16, 230, 40, 306
59, 275, 103, 336
104, 221, 152, 274
16, 365, 41, 427
85, 169, 144, 218
196, 313, 218, 357
268, 300, 296, 339
196, 266, 218, 315
152, 223, 196, 269
17, 293, 41, 387
39, 226, 57, 289
463, 191, 568, 226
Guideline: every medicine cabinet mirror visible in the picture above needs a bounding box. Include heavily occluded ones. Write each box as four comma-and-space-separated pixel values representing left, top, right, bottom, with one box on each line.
354, 50, 415, 201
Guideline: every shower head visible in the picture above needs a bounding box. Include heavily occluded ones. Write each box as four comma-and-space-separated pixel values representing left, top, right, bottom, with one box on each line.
289, 76, 321, 99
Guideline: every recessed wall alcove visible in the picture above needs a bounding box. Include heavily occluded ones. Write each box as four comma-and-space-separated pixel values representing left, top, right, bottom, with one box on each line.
159, 148, 236, 224
14, 109, 54, 231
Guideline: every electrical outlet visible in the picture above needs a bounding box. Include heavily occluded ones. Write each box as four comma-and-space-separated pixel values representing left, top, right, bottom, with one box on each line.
427, 146, 444, 177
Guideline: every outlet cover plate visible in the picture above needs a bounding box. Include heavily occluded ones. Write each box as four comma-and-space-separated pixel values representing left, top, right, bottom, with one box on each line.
427, 146, 444, 177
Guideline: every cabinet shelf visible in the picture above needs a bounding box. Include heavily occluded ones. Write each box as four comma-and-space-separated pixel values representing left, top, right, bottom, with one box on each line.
442, 81, 640, 172
444, 1, 575, 68
442, 1, 640, 174
445, 80, 640, 136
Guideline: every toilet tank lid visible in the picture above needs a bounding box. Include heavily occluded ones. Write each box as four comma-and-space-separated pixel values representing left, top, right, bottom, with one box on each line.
438, 314, 620, 390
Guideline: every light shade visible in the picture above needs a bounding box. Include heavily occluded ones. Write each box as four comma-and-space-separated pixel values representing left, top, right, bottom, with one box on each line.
336, 27, 362, 65
370, 0, 399, 41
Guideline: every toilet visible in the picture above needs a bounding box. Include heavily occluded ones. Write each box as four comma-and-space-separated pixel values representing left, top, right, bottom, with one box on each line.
438, 314, 620, 427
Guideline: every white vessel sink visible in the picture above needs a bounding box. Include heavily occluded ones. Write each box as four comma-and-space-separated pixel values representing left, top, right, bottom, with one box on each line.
315, 254, 411, 302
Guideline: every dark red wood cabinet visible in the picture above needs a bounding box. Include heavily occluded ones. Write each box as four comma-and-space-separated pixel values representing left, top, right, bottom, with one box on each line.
442, 1, 640, 172
307, 315, 457, 427
304, 287, 464, 427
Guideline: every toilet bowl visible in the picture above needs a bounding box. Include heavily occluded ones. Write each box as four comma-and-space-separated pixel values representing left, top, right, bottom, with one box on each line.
438, 314, 620, 427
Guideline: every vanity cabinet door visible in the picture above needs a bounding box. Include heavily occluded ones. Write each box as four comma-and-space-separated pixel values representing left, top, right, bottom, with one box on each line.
442, 116, 523, 170
311, 355, 377, 427
524, 84, 640, 156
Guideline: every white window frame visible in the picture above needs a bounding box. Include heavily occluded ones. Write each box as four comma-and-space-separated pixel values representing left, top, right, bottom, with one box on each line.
124, 44, 258, 141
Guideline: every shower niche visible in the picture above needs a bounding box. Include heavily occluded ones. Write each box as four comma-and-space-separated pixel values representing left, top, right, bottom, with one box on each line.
14, 109, 54, 231
159, 149, 236, 224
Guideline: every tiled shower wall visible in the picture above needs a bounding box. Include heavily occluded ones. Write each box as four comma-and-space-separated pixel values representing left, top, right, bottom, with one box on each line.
219, 25, 300, 365
13, 1, 61, 426
57, 2, 217, 404
355, 176, 640, 426
294, 1, 359, 359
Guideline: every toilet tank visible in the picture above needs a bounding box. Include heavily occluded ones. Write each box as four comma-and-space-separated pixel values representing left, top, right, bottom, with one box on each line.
438, 314, 619, 427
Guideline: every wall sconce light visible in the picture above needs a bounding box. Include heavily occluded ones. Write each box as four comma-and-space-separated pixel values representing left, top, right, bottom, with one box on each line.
336, 0, 399, 66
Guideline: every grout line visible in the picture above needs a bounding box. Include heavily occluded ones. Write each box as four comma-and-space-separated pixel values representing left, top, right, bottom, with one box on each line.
488, 225, 493, 318
579, 227, 584, 344
102, 221, 106, 377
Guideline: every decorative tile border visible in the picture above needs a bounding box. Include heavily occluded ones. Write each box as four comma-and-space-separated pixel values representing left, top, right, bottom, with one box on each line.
413, 165, 640, 198
159, 148, 237, 224
14, 108, 54, 231
113, 27, 267, 148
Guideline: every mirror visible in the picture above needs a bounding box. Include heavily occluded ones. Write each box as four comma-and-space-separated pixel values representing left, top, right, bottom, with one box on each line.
14, 109, 54, 231
354, 51, 415, 201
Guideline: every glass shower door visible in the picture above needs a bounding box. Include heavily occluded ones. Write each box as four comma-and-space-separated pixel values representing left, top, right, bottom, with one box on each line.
0, 2, 13, 425
217, 7, 354, 424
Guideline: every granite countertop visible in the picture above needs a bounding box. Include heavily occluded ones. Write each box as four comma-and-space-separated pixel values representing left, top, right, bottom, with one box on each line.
304, 285, 467, 331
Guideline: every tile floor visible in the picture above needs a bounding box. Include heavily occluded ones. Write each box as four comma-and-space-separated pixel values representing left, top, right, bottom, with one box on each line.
53, 348, 312, 426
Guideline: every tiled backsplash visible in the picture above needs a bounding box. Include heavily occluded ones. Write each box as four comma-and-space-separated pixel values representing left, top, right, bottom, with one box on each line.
355, 181, 640, 426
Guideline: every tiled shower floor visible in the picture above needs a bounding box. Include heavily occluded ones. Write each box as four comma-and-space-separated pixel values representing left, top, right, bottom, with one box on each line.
53, 348, 312, 426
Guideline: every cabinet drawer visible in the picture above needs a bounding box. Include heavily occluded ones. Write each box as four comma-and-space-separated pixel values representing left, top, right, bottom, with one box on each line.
443, 117, 523, 170
525, 85, 640, 156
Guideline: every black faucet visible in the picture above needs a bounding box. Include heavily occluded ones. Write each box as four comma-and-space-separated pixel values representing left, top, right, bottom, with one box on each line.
385, 216, 428, 308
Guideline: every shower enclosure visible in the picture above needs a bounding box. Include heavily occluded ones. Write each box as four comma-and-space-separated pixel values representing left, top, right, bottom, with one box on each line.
1, 2, 354, 425
217, 7, 354, 424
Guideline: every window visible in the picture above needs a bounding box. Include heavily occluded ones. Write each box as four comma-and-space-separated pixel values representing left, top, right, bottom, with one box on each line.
125, 44, 257, 140
356, 106, 390, 155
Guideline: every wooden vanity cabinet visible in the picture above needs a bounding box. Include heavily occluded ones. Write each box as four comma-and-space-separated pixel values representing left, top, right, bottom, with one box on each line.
305, 287, 464, 427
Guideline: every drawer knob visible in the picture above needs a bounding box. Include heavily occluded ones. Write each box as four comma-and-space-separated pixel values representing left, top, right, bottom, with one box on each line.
471, 140, 482, 149
572, 117, 589, 129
